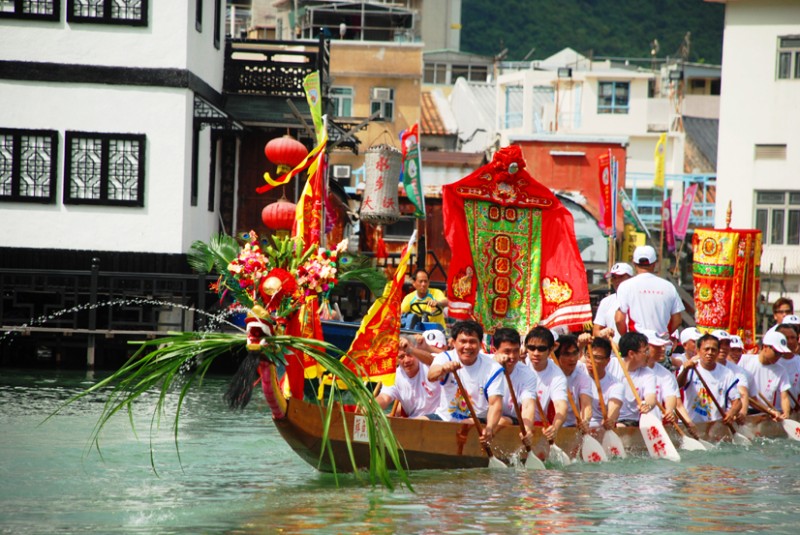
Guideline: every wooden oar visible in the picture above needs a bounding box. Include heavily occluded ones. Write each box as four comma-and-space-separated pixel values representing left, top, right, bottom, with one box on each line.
389, 400, 401, 417
587, 345, 627, 458
654, 399, 707, 451
503, 370, 546, 470
532, 396, 572, 465
690, 366, 752, 446
452, 369, 507, 468
755, 393, 800, 442
611, 343, 681, 462
549, 353, 606, 463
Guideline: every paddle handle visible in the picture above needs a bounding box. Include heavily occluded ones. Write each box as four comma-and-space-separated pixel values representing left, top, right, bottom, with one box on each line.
452, 369, 496, 459
691, 365, 740, 436
587, 345, 608, 420
655, 399, 686, 437
389, 400, 400, 417
611, 341, 645, 407
504, 370, 532, 452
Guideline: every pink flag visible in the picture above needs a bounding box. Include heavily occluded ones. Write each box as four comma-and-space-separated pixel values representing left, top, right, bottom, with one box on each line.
663, 199, 676, 253
673, 183, 698, 240
598, 153, 613, 235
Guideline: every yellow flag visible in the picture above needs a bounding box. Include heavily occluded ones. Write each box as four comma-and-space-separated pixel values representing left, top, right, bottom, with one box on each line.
303, 71, 324, 144
653, 133, 666, 188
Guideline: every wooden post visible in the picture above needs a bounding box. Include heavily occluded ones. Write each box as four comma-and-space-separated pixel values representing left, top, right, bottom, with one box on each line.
87, 257, 99, 370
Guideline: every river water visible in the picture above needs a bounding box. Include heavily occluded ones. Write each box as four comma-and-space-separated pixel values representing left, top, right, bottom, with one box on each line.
1, 368, 799, 534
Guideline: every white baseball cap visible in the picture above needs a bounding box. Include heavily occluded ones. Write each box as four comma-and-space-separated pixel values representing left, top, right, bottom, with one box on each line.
711, 329, 731, 342
605, 262, 634, 279
781, 314, 800, 325
641, 329, 670, 347
680, 327, 702, 345
729, 335, 744, 349
632, 245, 657, 265
762, 330, 791, 354
423, 330, 447, 349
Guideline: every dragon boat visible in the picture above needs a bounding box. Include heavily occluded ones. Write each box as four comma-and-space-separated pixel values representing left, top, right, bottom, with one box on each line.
259, 360, 797, 472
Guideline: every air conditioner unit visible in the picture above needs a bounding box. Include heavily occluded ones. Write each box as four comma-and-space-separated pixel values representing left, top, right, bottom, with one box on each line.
332, 165, 351, 179
371, 87, 392, 101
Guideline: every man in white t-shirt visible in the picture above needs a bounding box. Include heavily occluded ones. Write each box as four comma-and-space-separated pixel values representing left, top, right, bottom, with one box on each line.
677, 333, 742, 424
715, 333, 752, 424
670, 327, 702, 368
775, 322, 800, 410
524, 326, 567, 441
593, 262, 633, 344
738, 330, 793, 419
641, 329, 690, 427
428, 321, 506, 444
491, 327, 537, 445
376, 336, 441, 418
609, 332, 658, 426
554, 334, 593, 432
581, 336, 624, 428
615, 245, 685, 336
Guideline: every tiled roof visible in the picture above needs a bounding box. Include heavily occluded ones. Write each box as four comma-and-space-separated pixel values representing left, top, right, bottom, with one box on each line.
420, 91, 455, 136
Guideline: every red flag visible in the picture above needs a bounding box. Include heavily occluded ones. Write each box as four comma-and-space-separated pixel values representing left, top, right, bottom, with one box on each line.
673, 183, 698, 240
663, 199, 676, 253
598, 153, 613, 235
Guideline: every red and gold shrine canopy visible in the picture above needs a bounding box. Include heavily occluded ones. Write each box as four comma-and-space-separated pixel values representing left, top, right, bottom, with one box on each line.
443, 145, 592, 335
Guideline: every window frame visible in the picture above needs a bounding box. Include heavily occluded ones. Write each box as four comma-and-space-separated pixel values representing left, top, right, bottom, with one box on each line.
597, 80, 630, 115
0, 128, 58, 204
63, 131, 146, 207
777, 35, 800, 80
369, 87, 395, 122
67, 0, 148, 27
330, 86, 354, 118
0, 0, 60, 21
754, 190, 800, 245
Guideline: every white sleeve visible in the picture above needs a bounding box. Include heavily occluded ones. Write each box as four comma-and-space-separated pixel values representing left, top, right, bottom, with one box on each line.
550, 373, 568, 402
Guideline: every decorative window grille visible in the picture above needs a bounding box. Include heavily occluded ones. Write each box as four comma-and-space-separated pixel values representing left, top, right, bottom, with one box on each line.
598, 81, 630, 114
0, 128, 58, 203
67, 0, 147, 26
64, 132, 145, 207
0, 0, 60, 21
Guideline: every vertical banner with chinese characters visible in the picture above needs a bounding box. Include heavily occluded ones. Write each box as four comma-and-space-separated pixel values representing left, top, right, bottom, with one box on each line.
400, 123, 426, 218
598, 152, 613, 235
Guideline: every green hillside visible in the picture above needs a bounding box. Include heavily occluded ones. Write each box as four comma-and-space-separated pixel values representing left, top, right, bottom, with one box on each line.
461, 0, 725, 64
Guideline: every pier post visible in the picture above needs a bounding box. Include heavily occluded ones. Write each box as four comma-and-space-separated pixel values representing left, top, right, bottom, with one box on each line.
87, 257, 99, 369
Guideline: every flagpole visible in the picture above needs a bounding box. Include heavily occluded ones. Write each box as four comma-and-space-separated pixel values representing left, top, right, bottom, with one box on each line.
659, 187, 666, 276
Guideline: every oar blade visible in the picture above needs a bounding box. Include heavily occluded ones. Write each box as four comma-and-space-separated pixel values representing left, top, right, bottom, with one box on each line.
679, 435, 707, 451
601, 430, 627, 459
580, 435, 608, 463
487, 456, 508, 469
523, 451, 546, 470
781, 419, 800, 442
732, 432, 752, 446
639, 412, 681, 462
548, 444, 573, 466
699, 438, 716, 450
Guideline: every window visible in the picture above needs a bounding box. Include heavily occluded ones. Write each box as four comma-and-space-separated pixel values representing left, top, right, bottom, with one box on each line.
755, 191, 800, 245
64, 132, 145, 206
67, 0, 147, 26
598, 81, 630, 114
0, 0, 59, 21
330, 87, 353, 117
195, 0, 201, 31
0, 128, 57, 204
423, 63, 447, 84
213, 0, 221, 49
777, 35, 800, 79
370, 87, 394, 121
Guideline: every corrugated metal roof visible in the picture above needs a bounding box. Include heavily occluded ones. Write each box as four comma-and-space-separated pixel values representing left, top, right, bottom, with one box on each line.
684, 116, 719, 169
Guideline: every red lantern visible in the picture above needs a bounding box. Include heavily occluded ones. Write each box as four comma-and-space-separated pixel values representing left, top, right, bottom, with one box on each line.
261, 197, 297, 231
264, 135, 308, 175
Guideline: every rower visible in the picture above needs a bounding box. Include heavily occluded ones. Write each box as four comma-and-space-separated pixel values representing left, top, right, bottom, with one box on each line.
775, 319, 800, 410
671, 327, 702, 369
376, 336, 441, 418
524, 326, 568, 442
554, 334, 593, 433
641, 329, 692, 428
427, 320, 505, 444
491, 327, 537, 445
582, 336, 624, 429
609, 332, 657, 427
715, 333, 752, 424
766, 297, 794, 334
738, 330, 793, 419
677, 334, 742, 425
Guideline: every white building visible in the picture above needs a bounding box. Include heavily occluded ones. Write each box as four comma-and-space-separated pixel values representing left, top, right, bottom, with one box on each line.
713, 0, 800, 307
0, 2, 232, 257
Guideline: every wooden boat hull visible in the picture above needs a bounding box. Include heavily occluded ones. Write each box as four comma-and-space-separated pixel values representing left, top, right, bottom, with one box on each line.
272, 396, 798, 472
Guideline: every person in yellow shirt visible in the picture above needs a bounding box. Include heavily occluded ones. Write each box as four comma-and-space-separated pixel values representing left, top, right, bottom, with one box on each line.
400, 269, 448, 330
